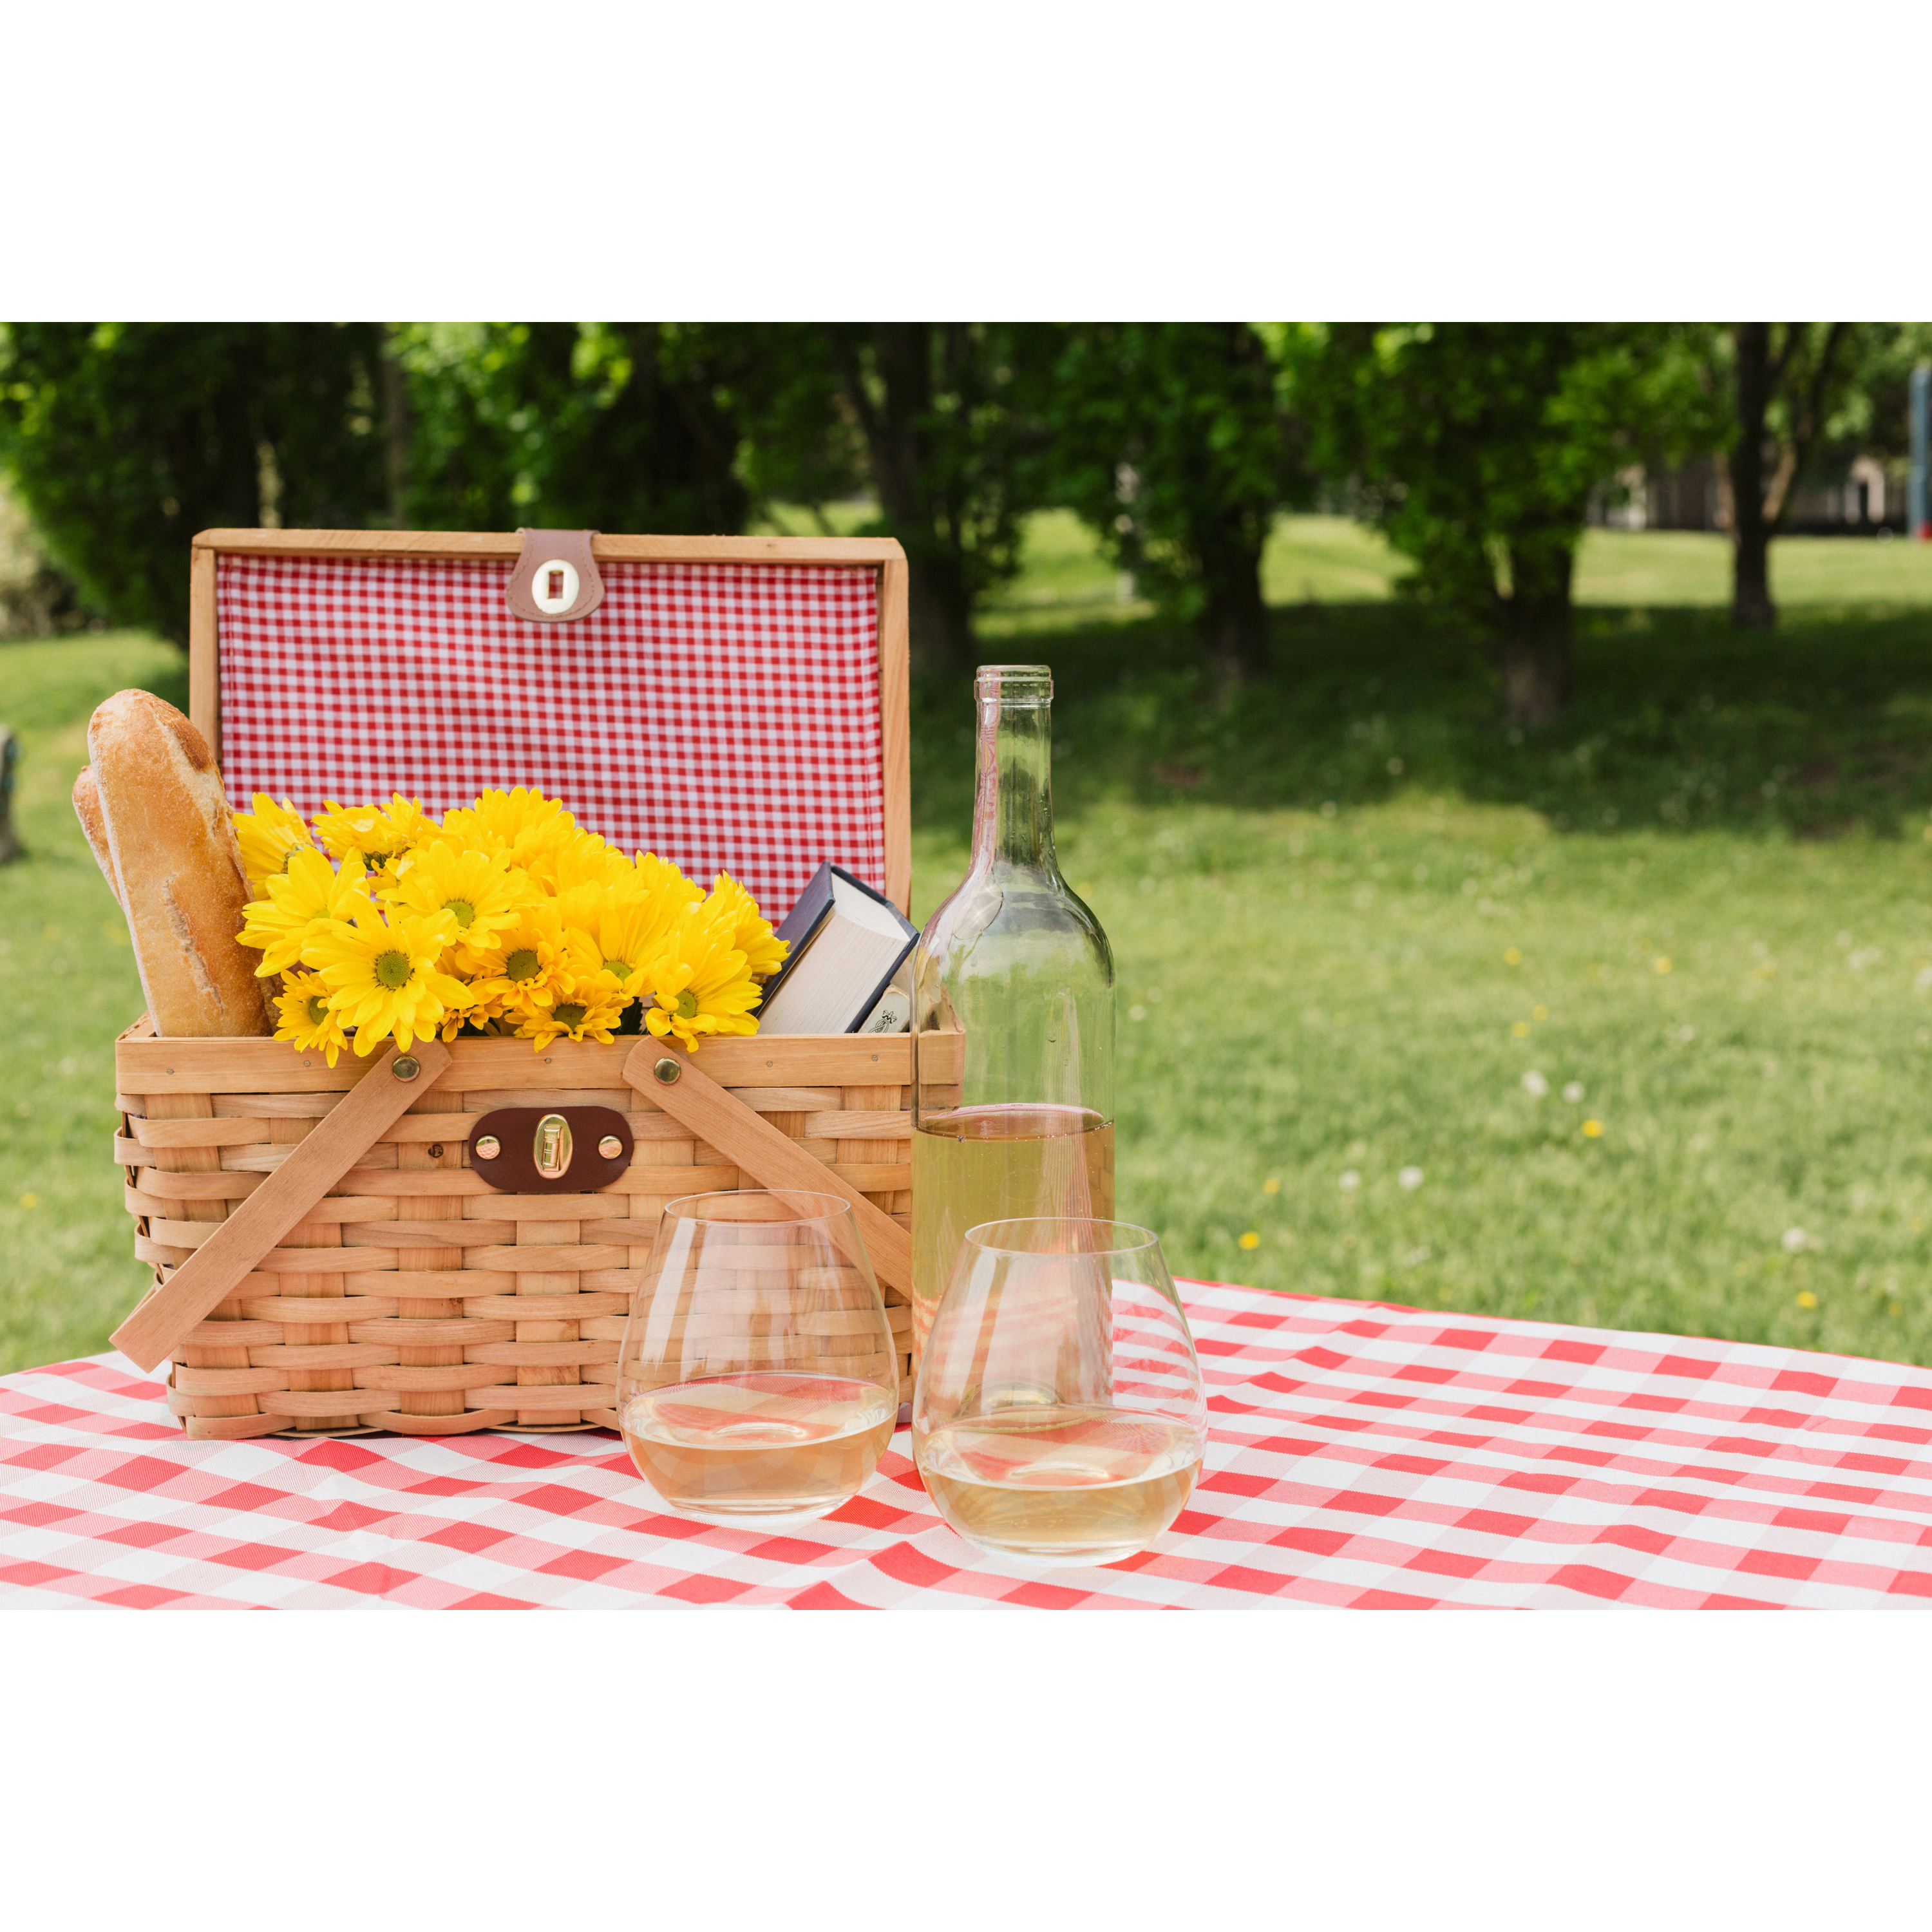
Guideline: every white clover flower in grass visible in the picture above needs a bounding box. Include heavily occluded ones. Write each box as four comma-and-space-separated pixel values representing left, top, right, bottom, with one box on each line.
1782, 1227, 1812, 1254
1521, 1070, 1549, 1097
1398, 1166, 1425, 1191
1340, 1170, 1361, 1192
1562, 1081, 1585, 1103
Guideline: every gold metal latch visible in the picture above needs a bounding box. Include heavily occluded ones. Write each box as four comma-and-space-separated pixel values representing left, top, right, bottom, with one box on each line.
533, 1112, 573, 1180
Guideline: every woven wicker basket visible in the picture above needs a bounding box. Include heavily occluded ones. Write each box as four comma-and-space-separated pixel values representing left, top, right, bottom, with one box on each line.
106, 526, 928, 1439
113, 1026, 925, 1439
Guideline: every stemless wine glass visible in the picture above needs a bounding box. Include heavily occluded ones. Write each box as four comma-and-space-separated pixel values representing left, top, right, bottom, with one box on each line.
912, 1217, 1208, 1567
614, 1190, 901, 1529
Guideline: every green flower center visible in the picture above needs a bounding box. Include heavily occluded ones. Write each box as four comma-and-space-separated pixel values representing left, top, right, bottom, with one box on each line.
554, 1003, 587, 1028
676, 989, 699, 1019
306, 996, 330, 1025
374, 949, 413, 990
505, 947, 541, 983
445, 898, 476, 931
359, 849, 393, 873
603, 958, 632, 981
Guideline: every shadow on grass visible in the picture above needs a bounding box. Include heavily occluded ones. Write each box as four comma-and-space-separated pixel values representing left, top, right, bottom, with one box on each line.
912, 600, 1932, 840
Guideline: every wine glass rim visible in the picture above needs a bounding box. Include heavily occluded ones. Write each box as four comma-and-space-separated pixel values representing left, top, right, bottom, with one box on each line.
659, 1188, 857, 1227
961, 1216, 1162, 1258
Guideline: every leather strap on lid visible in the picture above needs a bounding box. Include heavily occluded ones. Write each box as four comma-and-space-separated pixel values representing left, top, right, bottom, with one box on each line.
507, 529, 605, 623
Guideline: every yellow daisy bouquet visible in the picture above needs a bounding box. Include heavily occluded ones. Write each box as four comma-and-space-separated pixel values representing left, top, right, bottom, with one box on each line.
232, 788, 785, 1066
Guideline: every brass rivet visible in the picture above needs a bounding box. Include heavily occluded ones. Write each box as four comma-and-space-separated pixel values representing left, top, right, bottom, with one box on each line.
392, 1055, 420, 1081
475, 1135, 500, 1160
598, 1134, 623, 1159
653, 1057, 681, 1085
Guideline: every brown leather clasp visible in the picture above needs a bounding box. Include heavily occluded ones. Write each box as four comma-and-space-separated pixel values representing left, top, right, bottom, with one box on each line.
467, 1106, 634, 1193
506, 529, 604, 624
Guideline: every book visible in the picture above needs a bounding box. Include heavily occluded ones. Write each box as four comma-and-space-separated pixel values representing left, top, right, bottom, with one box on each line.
754, 862, 920, 1036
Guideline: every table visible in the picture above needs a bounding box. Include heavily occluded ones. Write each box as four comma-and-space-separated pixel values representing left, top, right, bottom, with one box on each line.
5, 1280, 1931, 1609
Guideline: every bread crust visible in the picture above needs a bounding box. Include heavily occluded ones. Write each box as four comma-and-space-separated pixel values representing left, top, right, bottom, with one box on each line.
71, 766, 122, 907
88, 690, 272, 1037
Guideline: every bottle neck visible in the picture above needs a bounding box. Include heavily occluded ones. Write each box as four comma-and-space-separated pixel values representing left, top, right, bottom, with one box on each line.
971, 691, 1057, 875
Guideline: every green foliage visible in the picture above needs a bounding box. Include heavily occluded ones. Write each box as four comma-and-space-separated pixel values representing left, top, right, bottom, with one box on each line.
0, 323, 388, 644
1289, 323, 1714, 629
1039, 323, 1293, 676
397, 323, 749, 534
1692, 321, 1911, 477
713, 325, 869, 519
805, 325, 1057, 670
1821, 323, 1932, 466
1284, 322, 1721, 719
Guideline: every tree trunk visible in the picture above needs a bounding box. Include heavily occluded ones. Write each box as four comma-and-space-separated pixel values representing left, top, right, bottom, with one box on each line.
1729, 323, 1777, 630
835, 323, 980, 682
381, 324, 412, 528
1198, 538, 1270, 689
0, 731, 23, 865
907, 548, 977, 681
1497, 540, 1575, 727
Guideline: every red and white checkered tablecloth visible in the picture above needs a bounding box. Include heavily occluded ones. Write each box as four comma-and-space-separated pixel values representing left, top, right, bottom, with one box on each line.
5, 1282, 1931, 1609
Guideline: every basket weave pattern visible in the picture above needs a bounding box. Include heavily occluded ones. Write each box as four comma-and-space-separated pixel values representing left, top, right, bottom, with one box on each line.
115, 1028, 915, 1441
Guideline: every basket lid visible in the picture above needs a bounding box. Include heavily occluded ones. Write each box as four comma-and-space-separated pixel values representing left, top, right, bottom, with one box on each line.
189, 529, 911, 920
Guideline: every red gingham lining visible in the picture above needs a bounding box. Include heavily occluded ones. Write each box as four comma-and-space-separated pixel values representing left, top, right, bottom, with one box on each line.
7, 1282, 1932, 1609
214, 553, 886, 921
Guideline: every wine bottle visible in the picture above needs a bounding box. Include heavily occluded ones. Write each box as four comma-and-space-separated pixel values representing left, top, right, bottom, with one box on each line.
909, 665, 1117, 1365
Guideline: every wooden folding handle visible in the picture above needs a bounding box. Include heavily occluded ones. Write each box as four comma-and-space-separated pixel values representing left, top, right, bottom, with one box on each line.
111, 1041, 453, 1372
622, 1040, 914, 1296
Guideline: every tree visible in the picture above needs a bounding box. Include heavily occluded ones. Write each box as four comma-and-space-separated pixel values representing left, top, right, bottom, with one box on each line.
0, 323, 388, 645
1719, 323, 1860, 629
396, 323, 750, 535
802, 325, 1049, 679
1291, 323, 1705, 726
1043, 323, 1293, 687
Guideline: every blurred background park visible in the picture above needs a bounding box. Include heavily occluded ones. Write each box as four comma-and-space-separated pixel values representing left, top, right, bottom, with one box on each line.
3, 319, 1932, 1378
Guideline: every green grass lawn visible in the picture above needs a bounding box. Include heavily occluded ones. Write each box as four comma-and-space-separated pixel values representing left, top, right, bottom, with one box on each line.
9, 518, 1932, 1375
0, 632, 185, 1374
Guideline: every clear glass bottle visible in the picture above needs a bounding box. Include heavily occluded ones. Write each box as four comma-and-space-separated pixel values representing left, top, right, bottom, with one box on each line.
909, 664, 1116, 1365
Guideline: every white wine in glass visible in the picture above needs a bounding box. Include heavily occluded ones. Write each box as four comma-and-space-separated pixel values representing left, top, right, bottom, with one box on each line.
913, 1218, 1207, 1568
615, 1191, 900, 1530
917, 1406, 1200, 1563
621, 1372, 898, 1521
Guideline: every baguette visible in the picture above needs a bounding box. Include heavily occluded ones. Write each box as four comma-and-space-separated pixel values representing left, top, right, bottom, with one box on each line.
71, 766, 122, 907
87, 690, 272, 1037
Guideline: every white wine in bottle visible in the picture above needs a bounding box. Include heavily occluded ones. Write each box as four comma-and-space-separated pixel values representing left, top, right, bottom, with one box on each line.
910, 1104, 1113, 1360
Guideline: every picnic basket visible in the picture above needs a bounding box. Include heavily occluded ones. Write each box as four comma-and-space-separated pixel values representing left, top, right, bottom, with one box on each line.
108, 527, 949, 1440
